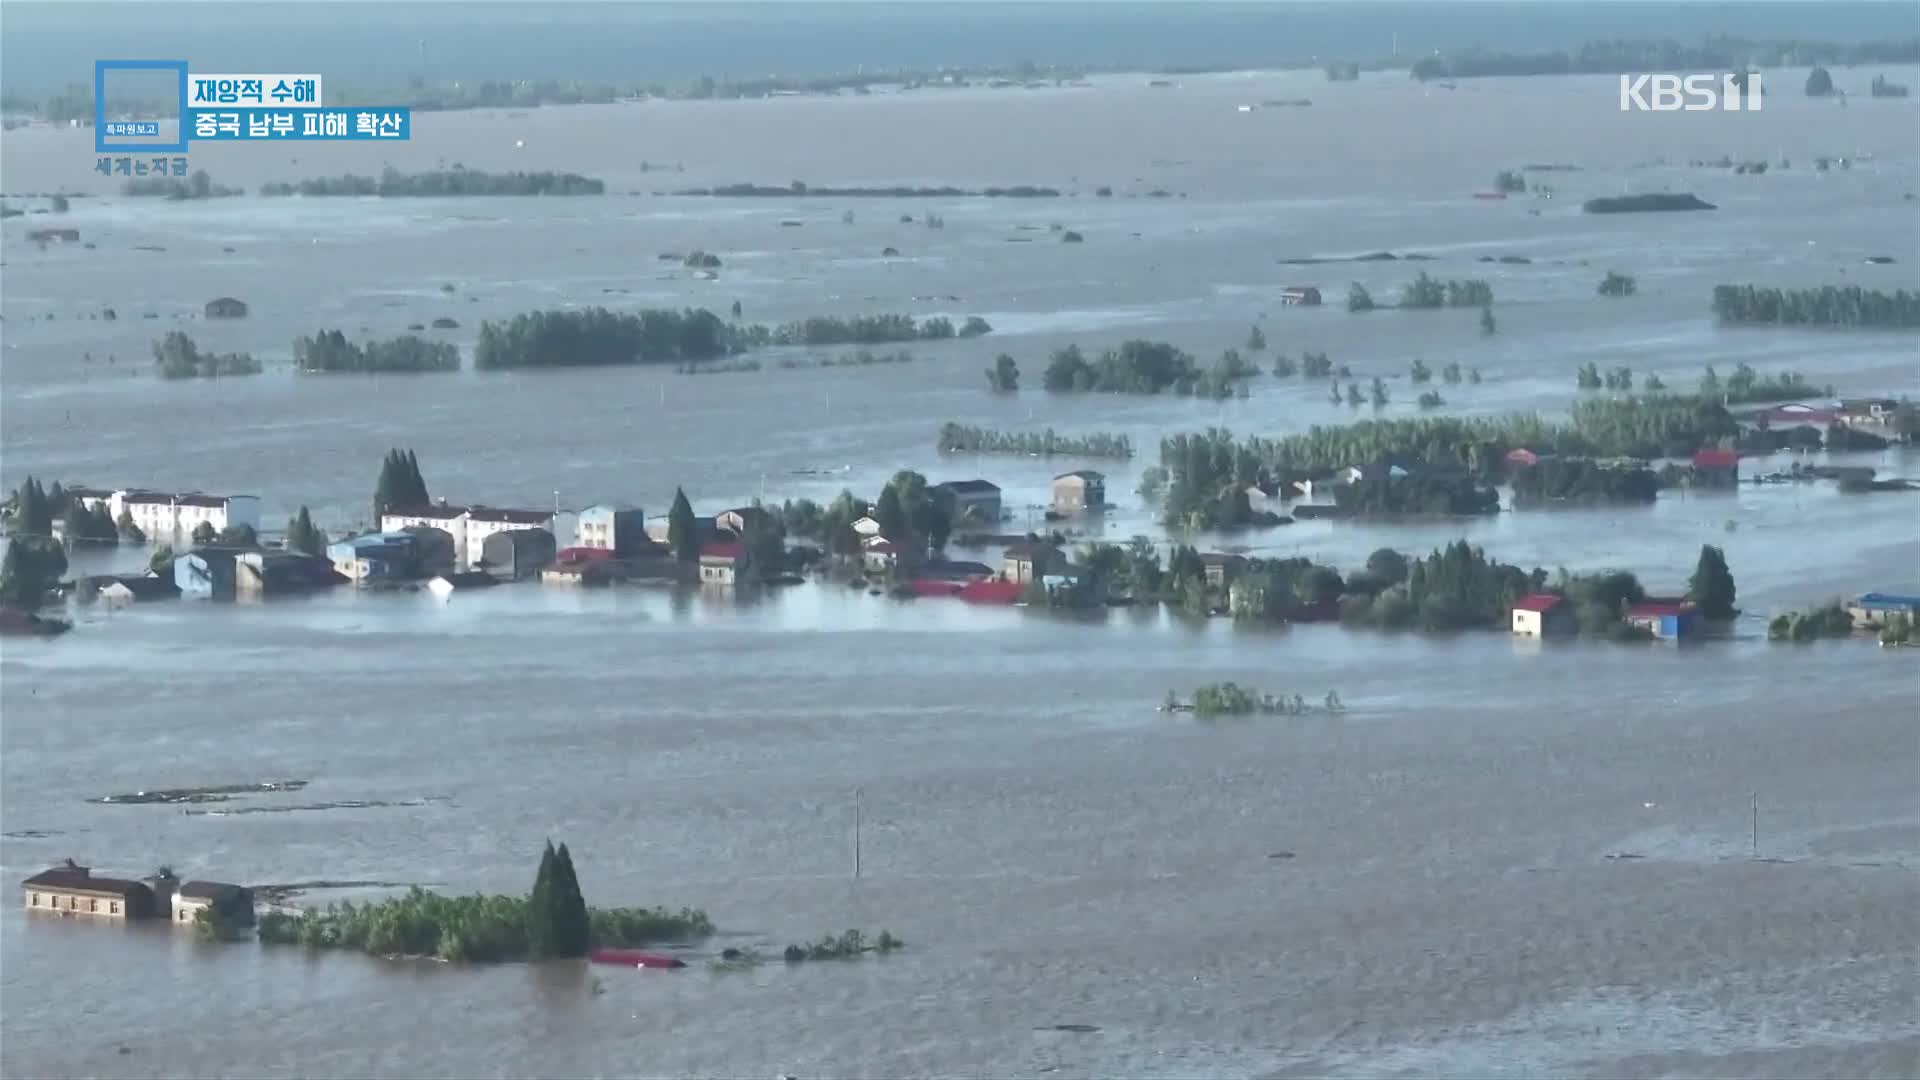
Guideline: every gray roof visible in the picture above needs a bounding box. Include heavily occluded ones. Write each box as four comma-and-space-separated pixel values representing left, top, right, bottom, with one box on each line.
178, 880, 250, 902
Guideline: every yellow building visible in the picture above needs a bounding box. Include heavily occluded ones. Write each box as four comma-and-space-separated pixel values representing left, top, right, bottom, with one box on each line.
21, 863, 159, 920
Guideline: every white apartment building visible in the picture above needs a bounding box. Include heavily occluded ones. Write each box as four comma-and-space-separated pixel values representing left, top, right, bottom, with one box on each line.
110, 490, 261, 541
380, 503, 554, 569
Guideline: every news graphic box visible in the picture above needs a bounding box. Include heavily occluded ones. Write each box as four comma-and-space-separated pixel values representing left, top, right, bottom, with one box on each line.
94, 60, 188, 153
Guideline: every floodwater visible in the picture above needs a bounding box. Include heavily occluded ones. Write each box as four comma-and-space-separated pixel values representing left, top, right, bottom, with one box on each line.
3, 63, 1919, 1079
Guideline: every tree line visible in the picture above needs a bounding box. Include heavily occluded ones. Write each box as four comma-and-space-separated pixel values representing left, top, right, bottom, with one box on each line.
1711, 285, 1920, 328
937, 423, 1135, 459
473, 309, 987, 370
261, 168, 605, 197
1409, 36, 1919, 81
296, 330, 460, 373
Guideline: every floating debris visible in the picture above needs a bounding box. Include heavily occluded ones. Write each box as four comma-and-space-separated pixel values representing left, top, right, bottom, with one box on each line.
90, 780, 308, 805
3, 829, 63, 839
254, 879, 437, 904
1036, 1024, 1101, 1033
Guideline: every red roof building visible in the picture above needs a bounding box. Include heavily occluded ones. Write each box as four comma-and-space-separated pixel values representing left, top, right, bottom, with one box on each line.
1511, 592, 1573, 636
699, 542, 745, 562
1627, 601, 1688, 618
1693, 449, 1739, 469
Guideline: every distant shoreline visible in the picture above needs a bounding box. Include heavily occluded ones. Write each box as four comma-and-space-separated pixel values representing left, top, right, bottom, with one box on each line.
11, 32, 1916, 124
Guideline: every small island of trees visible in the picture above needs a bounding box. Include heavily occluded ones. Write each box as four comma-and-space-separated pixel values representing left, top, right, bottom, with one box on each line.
257, 841, 710, 963
295, 330, 460, 374
1598, 272, 1637, 297
1583, 193, 1716, 214
937, 423, 1134, 459
472, 308, 985, 370
1039, 341, 1259, 398
152, 331, 260, 379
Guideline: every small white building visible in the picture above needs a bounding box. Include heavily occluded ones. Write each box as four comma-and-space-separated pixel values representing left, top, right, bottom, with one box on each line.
861, 535, 899, 574
851, 516, 883, 538
698, 542, 747, 585
171, 881, 255, 927
576, 503, 645, 552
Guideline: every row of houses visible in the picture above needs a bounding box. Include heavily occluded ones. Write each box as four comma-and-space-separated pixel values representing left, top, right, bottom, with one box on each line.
1509, 590, 1920, 640
1509, 593, 1704, 640
22, 861, 253, 927
1735, 397, 1907, 432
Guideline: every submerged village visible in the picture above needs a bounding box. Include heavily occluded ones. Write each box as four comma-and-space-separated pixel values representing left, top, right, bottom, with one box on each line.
4, 385, 1918, 652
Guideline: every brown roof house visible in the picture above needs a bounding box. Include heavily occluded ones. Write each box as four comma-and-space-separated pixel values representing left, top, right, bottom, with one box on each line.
1052, 470, 1106, 515
22, 861, 159, 919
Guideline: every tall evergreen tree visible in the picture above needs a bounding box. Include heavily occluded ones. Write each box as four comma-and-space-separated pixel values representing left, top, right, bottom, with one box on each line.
528, 840, 559, 959
1688, 544, 1737, 619
551, 843, 590, 957
405, 450, 430, 505
286, 506, 327, 556
12, 477, 53, 537
1, 537, 67, 610
667, 487, 698, 562
874, 484, 907, 542
373, 448, 432, 525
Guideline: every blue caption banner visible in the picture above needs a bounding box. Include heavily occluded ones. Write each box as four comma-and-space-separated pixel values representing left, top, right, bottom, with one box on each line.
188, 108, 411, 141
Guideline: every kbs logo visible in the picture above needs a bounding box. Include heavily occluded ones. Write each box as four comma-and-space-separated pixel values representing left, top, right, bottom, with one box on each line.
1619, 73, 1763, 112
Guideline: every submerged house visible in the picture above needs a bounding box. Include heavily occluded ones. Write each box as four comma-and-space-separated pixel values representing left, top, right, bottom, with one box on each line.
1200, 553, 1248, 588
235, 552, 346, 594
22, 863, 158, 920
1051, 470, 1106, 514
480, 527, 557, 580
97, 574, 180, 604
1692, 449, 1739, 487
932, 480, 1003, 525
698, 542, 748, 585
1510, 593, 1574, 637
1848, 591, 1920, 628
1626, 600, 1697, 640
171, 881, 255, 927
1002, 541, 1059, 584
576, 503, 646, 554
174, 547, 244, 597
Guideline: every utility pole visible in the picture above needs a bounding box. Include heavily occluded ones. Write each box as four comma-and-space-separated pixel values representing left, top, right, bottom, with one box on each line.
853, 787, 863, 880
1751, 792, 1759, 856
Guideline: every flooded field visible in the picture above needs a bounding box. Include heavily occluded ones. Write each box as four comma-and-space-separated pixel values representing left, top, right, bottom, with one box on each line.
2, 55, 1918, 1080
